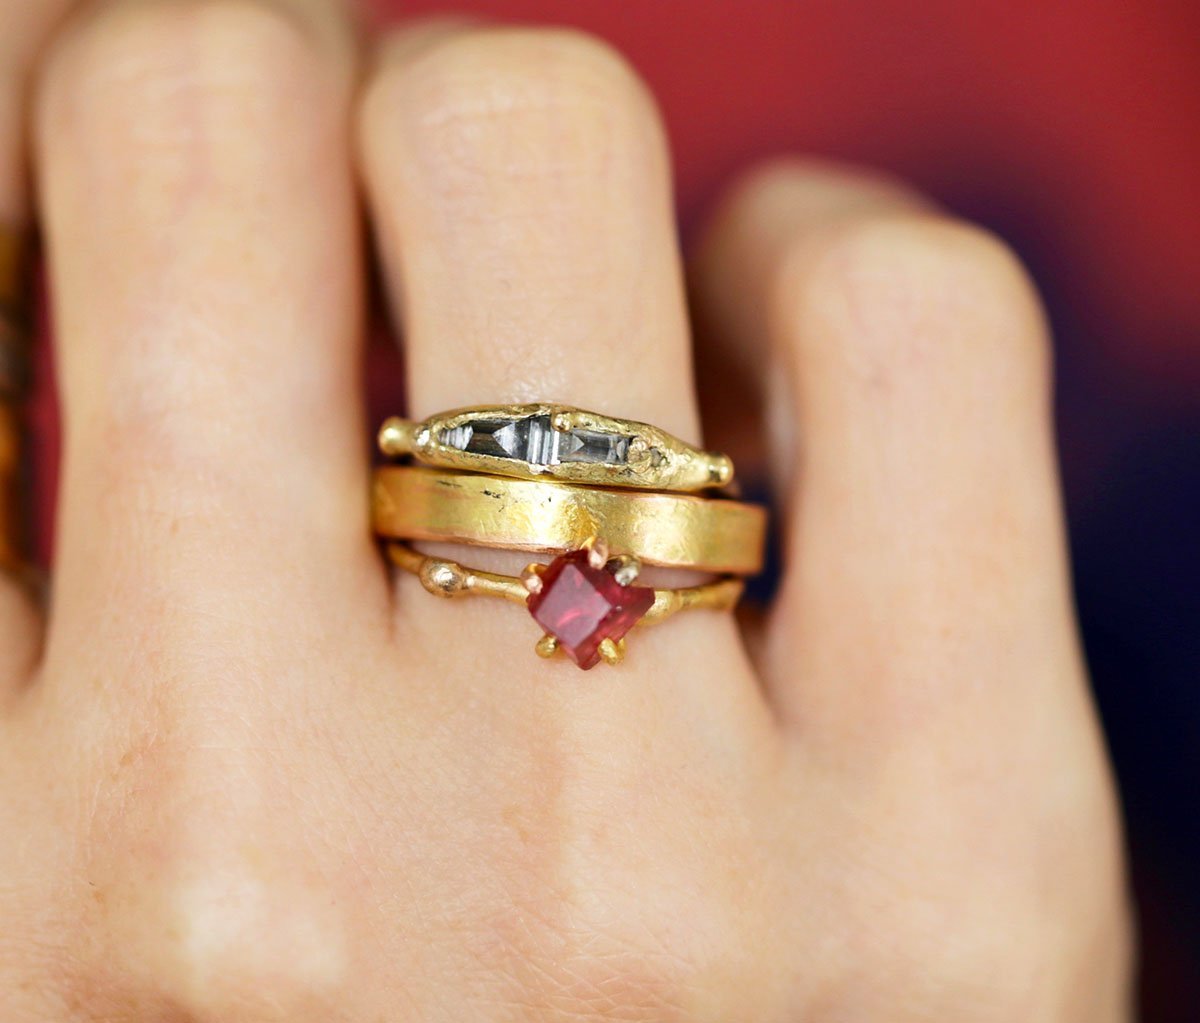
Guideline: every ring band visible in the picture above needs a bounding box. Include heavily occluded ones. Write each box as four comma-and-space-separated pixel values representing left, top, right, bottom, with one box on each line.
388, 541, 743, 670
372, 465, 766, 575
379, 403, 735, 493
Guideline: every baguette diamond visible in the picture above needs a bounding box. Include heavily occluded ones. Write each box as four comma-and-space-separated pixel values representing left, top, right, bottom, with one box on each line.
440, 414, 632, 467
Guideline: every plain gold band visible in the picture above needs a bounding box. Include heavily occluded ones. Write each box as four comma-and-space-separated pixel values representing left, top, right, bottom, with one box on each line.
372, 465, 766, 575
387, 542, 744, 625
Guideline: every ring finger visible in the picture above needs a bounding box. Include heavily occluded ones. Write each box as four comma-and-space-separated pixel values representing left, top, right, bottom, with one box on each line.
358, 24, 764, 716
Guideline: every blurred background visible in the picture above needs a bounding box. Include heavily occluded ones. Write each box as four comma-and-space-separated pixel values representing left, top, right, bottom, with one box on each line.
27, 0, 1197, 1017
363, 0, 1199, 1015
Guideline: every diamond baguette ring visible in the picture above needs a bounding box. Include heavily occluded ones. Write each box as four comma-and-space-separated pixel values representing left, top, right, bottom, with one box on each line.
372, 403, 766, 670
378, 403, 735, 493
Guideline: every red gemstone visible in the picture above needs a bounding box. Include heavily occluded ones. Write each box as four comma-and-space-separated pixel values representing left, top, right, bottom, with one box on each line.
527, 550, 655, 669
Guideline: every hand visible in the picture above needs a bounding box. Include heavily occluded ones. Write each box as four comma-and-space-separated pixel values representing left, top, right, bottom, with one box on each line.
0, 3, 1131, 1020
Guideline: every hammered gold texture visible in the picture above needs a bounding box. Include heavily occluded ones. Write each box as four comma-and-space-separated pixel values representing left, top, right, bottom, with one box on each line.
372, 466, 766, 575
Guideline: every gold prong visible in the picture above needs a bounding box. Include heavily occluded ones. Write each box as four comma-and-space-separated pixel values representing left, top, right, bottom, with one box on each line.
627, 436, 649, 463
550, 410, 574, 432
606, 554, 641, 586
584, 536, 609, 569
535, 634, 559, 658
378, 417, 417, 457
521, 563, 545, 594
598, 637, 625, 665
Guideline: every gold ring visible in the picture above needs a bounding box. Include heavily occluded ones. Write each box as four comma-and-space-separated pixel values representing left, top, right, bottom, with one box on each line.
379, 403, 735, 493
372, 465, 766, 575
0, 224, 30, 574
388, 539, 743, 670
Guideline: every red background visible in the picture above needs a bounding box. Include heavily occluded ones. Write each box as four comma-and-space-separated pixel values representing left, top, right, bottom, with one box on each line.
367, 0, 1200, 399
359, 2, 1200, 1017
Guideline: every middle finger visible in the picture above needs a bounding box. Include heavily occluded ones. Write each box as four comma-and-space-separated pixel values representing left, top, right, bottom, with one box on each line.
35, 0, 377, 681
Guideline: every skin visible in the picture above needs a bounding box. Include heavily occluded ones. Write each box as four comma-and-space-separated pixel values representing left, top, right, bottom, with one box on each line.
0, 1, 1132, 1020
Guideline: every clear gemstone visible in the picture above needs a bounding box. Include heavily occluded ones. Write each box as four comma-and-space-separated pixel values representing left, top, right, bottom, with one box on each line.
440, 415, 632, 467
440, 424, 473, 450
439, 417, 511, 458
561, 428, 631, 465
492, 418, 559, 463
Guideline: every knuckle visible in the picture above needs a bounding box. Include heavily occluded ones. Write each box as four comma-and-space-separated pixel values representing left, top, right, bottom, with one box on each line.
365, 26, 663, 186
86, 740, 349, 1016
41, 0, 330, 145
775, 213, 1050, 397
156, 862, 348, 1016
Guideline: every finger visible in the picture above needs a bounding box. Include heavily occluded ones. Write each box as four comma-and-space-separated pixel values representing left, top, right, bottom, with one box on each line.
0, 0, 78, 690
359, 25, 764, 709
0, 0, 78, 216
362, 24, 698, 436
35, 0, 378, 679
693, 160, 1087, 752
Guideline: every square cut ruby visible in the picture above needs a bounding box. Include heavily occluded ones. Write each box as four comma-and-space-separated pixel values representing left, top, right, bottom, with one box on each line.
527, 551, 655, 669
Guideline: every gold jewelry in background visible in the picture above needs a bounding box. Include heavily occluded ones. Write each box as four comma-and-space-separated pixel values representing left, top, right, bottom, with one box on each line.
0, 404, 21, 571
0, 227, 22, 310
0, 224, 31, 574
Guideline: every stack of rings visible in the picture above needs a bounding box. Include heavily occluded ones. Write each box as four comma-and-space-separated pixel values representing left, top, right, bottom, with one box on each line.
371, 403, 767, 670
0, 225, 31, 575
